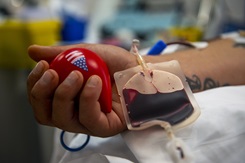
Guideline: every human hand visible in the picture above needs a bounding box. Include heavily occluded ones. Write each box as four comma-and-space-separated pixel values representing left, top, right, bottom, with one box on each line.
27, 43, 137, 137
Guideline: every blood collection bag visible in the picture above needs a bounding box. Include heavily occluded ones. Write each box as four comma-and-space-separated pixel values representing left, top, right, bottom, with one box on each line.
114, 40, 200, 130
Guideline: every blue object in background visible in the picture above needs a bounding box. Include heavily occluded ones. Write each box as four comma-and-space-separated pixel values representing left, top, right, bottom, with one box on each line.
61, 13, 88, 42
147, 40, 167, 55
222, 23, 245, 34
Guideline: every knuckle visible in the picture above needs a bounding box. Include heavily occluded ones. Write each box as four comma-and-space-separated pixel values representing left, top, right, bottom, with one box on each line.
27, 71, 39, 85
81, 87, 96, 99
55, 85, 71, 100
34, 115, 52, 126
30, 89, 39, 101
26, 74, 32, 87
54, 90, 67, 101
27, 71, 35, 81
52, 117, 65, 129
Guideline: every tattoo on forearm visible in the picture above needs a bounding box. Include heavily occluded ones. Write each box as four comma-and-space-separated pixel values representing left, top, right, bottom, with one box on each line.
185, 75, 201, 91
186, 75, 229, 92
203, 78, 220, 90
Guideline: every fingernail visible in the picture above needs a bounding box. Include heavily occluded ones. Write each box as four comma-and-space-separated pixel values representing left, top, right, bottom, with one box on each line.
32, 61, 44, 75
40, 71, 53, 85
63, 71, 79, 85
87, 75, 99, 87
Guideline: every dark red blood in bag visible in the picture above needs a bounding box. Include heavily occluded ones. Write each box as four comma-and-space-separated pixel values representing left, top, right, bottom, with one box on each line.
50, 48, 112, 113
123, 88, 193, 127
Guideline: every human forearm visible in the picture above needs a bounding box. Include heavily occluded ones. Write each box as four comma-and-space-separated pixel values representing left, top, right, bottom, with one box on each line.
143, 38, 245, 92
26, 39, 244, 136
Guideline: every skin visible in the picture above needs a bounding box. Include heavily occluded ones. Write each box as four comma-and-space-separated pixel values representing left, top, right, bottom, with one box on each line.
27, 44, 137, 137
27, 38, 245, 137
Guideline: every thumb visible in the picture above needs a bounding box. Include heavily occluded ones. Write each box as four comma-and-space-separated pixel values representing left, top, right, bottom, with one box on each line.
27, 44, 95, 63
28, 45, 65, 63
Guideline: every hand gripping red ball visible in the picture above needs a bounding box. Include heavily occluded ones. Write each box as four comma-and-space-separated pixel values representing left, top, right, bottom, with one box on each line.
50, 48, 112, 113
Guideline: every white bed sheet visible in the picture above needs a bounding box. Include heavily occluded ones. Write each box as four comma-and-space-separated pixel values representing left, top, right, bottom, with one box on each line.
50, 85, 245, 163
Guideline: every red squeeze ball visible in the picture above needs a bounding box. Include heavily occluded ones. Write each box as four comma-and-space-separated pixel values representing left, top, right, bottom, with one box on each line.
50, 48, 112, 113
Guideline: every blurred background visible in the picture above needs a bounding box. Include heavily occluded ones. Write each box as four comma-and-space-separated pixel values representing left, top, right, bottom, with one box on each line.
0, 0, 244, 162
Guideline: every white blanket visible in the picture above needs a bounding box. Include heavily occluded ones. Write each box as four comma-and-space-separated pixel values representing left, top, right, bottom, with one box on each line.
50, 85, 245, 163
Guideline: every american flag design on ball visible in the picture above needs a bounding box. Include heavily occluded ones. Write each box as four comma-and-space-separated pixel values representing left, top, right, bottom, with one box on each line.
65, 50, 88, 71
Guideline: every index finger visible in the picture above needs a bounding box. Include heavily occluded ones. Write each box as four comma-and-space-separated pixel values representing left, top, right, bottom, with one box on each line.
27, 60, 49, 102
